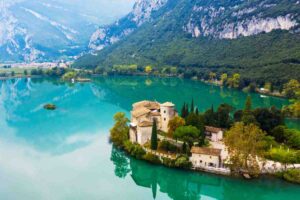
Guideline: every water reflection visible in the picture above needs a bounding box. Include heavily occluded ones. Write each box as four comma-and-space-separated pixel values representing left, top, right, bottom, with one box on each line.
110, 147, 300, 200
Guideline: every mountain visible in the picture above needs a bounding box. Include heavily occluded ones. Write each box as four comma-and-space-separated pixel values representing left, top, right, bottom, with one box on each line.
0, 0, 134, 63
75, 0, 300, 85
88, 0, 168, 51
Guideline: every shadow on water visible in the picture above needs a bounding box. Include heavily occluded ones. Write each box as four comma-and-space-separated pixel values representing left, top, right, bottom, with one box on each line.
110, 146, 300, 200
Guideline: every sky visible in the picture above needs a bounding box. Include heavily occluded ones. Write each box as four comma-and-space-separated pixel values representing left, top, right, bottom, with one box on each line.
2, 0, 136, 24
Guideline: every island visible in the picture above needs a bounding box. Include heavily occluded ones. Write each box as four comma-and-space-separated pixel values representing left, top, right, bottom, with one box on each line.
110, 99, 300, 184
44, 103, 57, 110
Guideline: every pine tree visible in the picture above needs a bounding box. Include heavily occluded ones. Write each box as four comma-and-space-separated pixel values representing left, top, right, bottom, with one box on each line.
151, 119, 158, 150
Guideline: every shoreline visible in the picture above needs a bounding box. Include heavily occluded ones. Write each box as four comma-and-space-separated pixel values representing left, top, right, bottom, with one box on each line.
0, 73, 290, 100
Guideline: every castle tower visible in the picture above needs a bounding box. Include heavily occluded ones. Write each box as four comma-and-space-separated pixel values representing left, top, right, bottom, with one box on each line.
160, 102, 176, 133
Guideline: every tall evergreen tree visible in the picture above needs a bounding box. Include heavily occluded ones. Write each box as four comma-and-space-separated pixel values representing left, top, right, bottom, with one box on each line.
185, 104, 190, 118
191, 98, 194, 113
151, 119, 158, 150
181, 102, 187, 118
195, 107, 199, 115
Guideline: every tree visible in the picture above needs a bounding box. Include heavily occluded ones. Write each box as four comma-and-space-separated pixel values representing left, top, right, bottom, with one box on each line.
62, 71, 77, 80
145, 65, 153, 74
232, 73, 241, 88
190, 98, 194, 113
253, 107, 284, 133
242, 96, 257, 125
220, 73, 228, 86
224, 122, 267, 176
186, 113, 205, 145
110, 112, 129, 147
151, 119, 158, 150
24, 70, 28, 76
216, 103, 233, 128
168, 116, 185, 138
209, 72, 216, 82
283, 79, 300, 99
174, 125, 200, 146
203, 105, 217, 126
11, 71, 15, 77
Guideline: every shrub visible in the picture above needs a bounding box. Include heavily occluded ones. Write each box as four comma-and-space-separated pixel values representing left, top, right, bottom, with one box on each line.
162, 157, 175, 167
159, 140, 178, 153
124, 140, 146, 159
174, 156, 192, 169
143, 153, 161, 164
282, 169, 300, 184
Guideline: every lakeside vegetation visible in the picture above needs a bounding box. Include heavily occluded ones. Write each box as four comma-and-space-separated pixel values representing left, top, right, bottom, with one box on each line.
110, 96, 300, 183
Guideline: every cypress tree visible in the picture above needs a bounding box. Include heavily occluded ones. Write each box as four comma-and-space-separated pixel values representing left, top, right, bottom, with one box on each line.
181, 102, 186, 118
151, 119, 158, 150
186, 104, 190, 117
191, 98, 194, 113
195, 107, 199, 115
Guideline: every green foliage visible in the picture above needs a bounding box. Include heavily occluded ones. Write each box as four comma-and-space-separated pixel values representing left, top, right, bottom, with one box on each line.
174, 125, 200, 145
253, 107, 284, 133
265, 148, 299, 165
167, 116, 185, 138
174, 156, 192, 169
151, 119, 158, 150
73, 0, 300, 88
143, 153, 161, 164
242, 96, 257, 125
113, 64, 138, 74
283, 101, 300, 118
224, 122, 267, 175
283, 79, 300, 99
110, 112, 129, 148
124, 140, 146, 159
158, 140, 179, 153
282, 169, 300, 184
62, 71, 77, 81
216, 104, 233, 128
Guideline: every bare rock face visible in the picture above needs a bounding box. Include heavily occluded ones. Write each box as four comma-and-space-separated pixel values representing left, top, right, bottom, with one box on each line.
89, 0, 168, 51
184, 1, 299, 39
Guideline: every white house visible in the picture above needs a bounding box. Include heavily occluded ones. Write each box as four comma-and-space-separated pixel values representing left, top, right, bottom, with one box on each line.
190, 147, 222, 168
205, 126, 224, 142
129, 100, 177, 145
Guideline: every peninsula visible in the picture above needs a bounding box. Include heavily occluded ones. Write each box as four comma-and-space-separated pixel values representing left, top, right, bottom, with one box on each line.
110, 99, 300, 183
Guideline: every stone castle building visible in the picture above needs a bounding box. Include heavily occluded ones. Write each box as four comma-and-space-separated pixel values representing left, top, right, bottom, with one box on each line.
129, 100, 177, 145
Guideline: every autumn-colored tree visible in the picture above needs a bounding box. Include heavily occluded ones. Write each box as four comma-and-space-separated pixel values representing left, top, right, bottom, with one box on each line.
209, 72, 216, 82
220, 73, 228, 86
224, 122, 267, 176
168, 116, 185, 138
145, 65, 153, 74
283, 79, 300, 99
110, 112, 129, 147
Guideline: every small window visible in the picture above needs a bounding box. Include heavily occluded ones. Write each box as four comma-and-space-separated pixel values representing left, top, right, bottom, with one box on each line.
200, 160, 202, 163
210, 156, 212, 159
164, 118, 166, 121
164, 110, 166, 113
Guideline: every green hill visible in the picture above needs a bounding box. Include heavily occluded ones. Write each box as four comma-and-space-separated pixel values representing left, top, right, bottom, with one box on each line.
74, 0, 300, 86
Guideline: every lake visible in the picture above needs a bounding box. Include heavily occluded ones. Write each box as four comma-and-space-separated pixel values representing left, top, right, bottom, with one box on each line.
0, 76, 299, 200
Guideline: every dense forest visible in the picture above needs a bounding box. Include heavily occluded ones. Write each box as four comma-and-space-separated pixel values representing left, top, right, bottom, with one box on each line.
74, 0, 300, 87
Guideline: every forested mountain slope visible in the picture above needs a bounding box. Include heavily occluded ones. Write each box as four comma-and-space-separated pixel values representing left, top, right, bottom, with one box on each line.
75, 0, 300, 85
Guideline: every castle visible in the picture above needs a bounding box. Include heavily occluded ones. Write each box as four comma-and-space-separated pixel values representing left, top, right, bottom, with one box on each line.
129, 100, 178, 145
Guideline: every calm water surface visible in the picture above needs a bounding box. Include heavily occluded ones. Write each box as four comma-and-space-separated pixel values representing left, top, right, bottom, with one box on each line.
0, 76, 299, 200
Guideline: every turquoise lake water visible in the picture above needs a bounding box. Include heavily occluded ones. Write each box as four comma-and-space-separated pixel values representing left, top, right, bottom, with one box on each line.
0, 76, 299, 200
